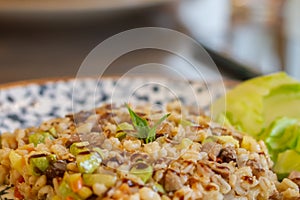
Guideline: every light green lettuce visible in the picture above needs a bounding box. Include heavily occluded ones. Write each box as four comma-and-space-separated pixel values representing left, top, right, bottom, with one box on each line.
211, 72, 300, 177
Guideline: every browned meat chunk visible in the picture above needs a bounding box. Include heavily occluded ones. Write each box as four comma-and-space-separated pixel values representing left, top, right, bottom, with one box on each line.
218, 146, 237, 163
65, 133, 81, 147
80, 132, 106, 148
246, 159, 265, 178
45, 160, 67, 184
201, 142, 222, 161
164, 171, 183, 192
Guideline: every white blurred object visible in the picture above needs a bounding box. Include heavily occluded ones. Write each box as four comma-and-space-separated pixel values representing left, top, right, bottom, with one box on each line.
178, 0, 231, 50
178, 0, 282, 75
230, 24, 280, 74
283, 0, 300, 80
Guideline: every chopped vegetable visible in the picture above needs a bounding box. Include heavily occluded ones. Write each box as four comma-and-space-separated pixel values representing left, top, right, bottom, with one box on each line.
70, 142, 90, 156
241, 135, 260, 152
47, 154, 57, 163
203, 136, 239, 148
82, 174, 117, 187
202, 136, 216, 144
57, 173, 93, 199
77, 186, 92, 199
58, 181, 81, 200
30, 156, 50, 175
28, 153, 57, 176
153, 183, 166, 194
115, 132, 127, 141
130, 161, 153, 183
273, 150, 300, 180
76, 152, 102, 174
68, 173, 83, 193
49, 127, 57, 137
216, 136, 239, 148
126, 104, 170, 143
116, 122, 135, 140
117, 122, 134, 131
14, 185, 24, 200
9, 150, 25, 174
29, 131, 54, 146
180, 119, 195, 127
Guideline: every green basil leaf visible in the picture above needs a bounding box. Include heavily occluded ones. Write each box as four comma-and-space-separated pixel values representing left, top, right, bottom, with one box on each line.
126, 104, 170, 144
126, 104, 148, 128
147, 113, 170, 143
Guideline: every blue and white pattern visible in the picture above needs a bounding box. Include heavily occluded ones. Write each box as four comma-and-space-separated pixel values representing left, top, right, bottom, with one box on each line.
0, 77, 229, 133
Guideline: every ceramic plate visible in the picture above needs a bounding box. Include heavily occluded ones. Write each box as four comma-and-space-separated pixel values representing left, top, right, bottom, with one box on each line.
0, 76, 233, 199
0, 77, 231, 134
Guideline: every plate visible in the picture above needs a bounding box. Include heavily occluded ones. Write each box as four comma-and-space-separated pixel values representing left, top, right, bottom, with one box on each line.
0, 77, 230, 133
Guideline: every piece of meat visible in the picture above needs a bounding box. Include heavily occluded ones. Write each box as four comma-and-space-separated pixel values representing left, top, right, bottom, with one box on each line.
164, 171, 184, 192
218, 146, 237, 163
201, 142, 222, 161
66, 131, 106, 150
80, 132, 106, 148
45, 160, 67, 184
65, 133, 81, 147
288, 171, 300, 189
246, 159, 265, 178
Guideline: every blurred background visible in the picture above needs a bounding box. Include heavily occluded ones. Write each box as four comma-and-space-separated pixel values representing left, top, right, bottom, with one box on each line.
0, 0, 299, 83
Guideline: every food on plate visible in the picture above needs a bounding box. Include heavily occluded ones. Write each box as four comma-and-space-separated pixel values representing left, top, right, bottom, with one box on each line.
212, 72, 300, 178
0, 102, 299, 199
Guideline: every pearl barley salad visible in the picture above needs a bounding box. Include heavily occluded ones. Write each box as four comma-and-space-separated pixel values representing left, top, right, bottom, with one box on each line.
0, 102, 299, 200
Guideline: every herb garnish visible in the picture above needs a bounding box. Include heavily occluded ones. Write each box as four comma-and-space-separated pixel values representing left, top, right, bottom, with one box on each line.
126, 104, 170, 143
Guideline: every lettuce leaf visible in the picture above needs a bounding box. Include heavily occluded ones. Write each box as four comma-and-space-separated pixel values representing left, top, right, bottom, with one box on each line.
211, 72, 300, 177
